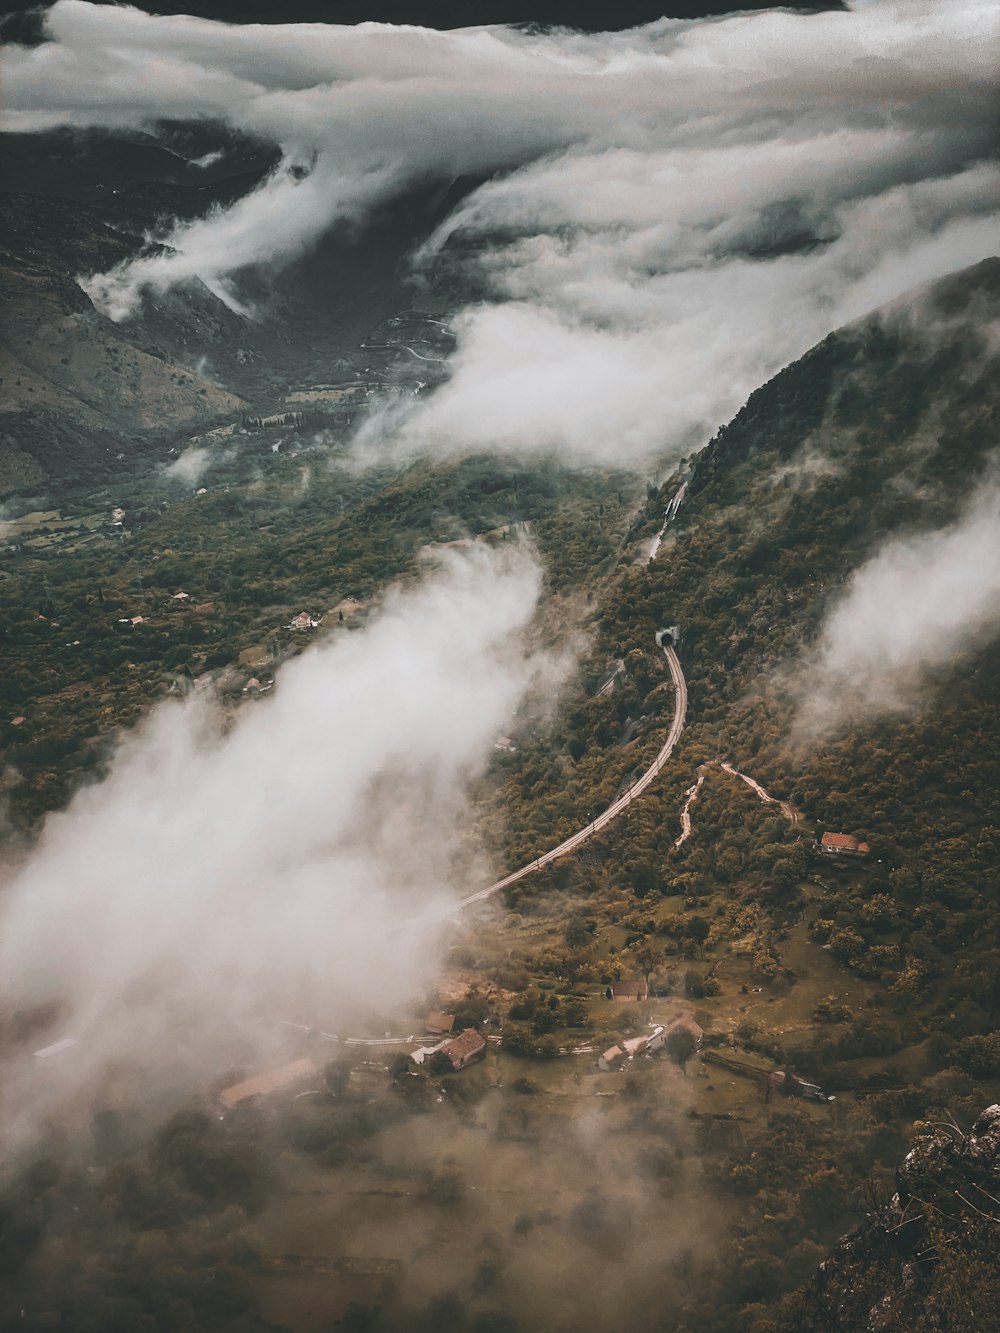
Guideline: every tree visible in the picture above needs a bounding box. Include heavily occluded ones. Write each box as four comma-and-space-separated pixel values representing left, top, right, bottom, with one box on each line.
666, 1026, 697, 1073
324, 1057, 353, 1097
685, 915, 710, 957
564, 916, 591, 949
627, 860, 658, 897
427, 1162, 466, 1206
428, 1051, 454, 1077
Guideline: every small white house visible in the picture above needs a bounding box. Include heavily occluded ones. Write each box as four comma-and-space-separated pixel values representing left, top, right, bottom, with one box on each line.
645, 1024, 667, 1053
410, 1039, 450, 1066
288, 611, 320, 631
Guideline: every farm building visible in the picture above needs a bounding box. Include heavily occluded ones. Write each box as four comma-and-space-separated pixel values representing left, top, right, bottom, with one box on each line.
288, 611, 320, 631
219, 1057, 317, 1111
440, 1028, 486, 1070
606, 979, 649, 1002
820, 832, 870, 855
598, 1044, 626, 1072
424, 1011, 456, 1036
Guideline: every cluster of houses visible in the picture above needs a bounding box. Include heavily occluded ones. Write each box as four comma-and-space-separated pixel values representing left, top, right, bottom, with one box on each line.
242, 411, 305, 430
410, 1011, 487, 1071
598, 1012, 704, 1072
212, 1013, 488, 1119
208, 983, 710, 1117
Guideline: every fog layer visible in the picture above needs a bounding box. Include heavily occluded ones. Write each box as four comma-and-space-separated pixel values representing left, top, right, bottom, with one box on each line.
3, 0, 998, 465
0, 545, 553, 1144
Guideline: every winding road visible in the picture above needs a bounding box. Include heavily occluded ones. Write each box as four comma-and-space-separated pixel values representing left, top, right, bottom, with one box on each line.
719, 761, 799, 824
456, 643, 687, 911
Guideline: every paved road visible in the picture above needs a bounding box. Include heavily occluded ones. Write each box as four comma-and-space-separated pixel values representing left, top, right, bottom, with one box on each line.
456, 644, 687, 911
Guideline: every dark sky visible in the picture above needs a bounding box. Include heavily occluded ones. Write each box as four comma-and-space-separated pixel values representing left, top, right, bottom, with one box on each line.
1, 1, 846, 37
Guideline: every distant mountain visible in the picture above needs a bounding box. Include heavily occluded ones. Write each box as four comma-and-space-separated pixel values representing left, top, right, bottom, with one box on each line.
0, 1, 845, 41
0, 119, 480, 492
0, 192, 246, 491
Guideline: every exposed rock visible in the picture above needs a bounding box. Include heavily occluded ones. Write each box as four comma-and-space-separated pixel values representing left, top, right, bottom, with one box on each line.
765, 1106, 1000, 1332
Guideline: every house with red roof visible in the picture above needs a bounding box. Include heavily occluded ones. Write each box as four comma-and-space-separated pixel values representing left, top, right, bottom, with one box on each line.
820, 832, 870, 856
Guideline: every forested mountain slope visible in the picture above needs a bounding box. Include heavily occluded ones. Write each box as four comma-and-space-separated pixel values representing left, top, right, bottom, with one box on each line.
474, 256, 1000, 1327
516, 253, 1000, 1006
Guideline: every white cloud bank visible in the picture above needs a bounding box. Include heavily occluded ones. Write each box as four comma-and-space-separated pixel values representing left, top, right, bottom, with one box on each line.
0, 545, 552, 1147
3, 0, 998, 466
796, 469, 1000, 735
162, 443, 226, 486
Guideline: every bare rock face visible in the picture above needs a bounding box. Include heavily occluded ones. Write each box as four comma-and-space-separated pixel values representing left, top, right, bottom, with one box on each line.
897, 1103, 1000, 1216
772, 1106, 1000, 1333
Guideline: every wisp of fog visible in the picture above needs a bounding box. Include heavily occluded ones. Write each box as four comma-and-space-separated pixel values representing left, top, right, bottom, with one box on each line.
795, 465, 1000, 736
2, 0, 998, 467
0, 544, 554, 1149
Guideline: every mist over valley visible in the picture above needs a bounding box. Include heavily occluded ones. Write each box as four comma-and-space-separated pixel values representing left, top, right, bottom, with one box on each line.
1, 2, 999, 1330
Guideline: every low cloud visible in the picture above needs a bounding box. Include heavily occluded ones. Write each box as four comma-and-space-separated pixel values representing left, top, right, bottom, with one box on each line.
794, 468, 1000, 736
0, 544, 556, 1148
390, 166, 998, 467
162, 444, 226, 486
2, 1, 997, 466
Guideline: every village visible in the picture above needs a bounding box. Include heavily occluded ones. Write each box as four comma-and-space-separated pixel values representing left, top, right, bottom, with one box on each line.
188, 952, 839, 1125
178, 308, 456, 462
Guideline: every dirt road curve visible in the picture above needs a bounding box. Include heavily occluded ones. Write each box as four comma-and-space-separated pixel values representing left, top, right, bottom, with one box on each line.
674, 766, 708, 848
457, 645, 687, 911
719, 761, 799, 824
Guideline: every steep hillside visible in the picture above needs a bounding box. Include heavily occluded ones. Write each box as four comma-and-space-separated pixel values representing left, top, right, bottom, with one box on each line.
640, 257, 995, 881
457, 257, 1000, 1327
0, 123, 486, 489
0, 192, 247, 490
0, 266, 243, 430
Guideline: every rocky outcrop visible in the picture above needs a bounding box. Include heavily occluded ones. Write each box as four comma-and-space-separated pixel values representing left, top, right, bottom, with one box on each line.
768, 1106, 1000, 1332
